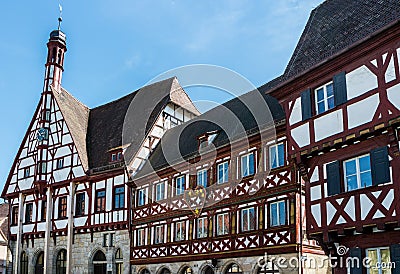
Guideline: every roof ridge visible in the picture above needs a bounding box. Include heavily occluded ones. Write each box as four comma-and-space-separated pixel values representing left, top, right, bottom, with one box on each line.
59, 86, 90, 111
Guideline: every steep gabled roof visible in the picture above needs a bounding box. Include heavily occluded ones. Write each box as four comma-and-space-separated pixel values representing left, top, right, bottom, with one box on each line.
53, 87, 90, 170
134, 88, 284, 180
284, 0, 400, 79
86, 77, 199, 170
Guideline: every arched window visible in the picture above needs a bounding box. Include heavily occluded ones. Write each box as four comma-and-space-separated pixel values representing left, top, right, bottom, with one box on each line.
139, 268, 151, 274
35, 251, 44, 274
57, 49, 63, 64
225, 263, 243, 274
115, 248, 123, 274
159, 268, 171, 274
20, 251, 28, 274
181, 266, 193, 274
203, 266, 214, 274
93, 250, 107, 274
56, 249, 67, 274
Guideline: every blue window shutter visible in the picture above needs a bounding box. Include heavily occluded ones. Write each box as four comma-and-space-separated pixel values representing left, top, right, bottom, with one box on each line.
327, 161, 341, 196
301, 89, 312, 121
390, 244, 400, 274
371, 146, 390, 185
349, 248, 362, 274
333, 72, 347, 106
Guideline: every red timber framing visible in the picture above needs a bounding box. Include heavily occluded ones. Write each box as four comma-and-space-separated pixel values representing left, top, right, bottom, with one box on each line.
129, 125, 324, 265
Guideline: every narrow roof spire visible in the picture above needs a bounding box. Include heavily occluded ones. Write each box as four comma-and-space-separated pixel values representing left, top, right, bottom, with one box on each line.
58, 4, 63, 31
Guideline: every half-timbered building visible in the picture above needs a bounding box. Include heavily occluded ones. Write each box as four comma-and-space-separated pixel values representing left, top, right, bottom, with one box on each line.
1, 26, 199, 274
264, 0, 400, 273
128, 88, 328, 274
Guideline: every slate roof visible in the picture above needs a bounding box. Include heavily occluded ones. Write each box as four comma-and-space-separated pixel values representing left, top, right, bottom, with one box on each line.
86, 77, 199, 170
134, 89, 285, 179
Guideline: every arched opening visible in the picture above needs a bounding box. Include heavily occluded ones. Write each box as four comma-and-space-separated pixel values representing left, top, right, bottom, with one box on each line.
115, 248, 123, 274
56, 249, 67, 274
203, 266, 214, 274
35, 251, 44, 274
225, 263, 243, 274
20, 251, 28, 274
158, 267, 171, 274
181, 266, 193, 274
257, 265, 279, 273
139, 268, 151, 274
92, 250, 107, 274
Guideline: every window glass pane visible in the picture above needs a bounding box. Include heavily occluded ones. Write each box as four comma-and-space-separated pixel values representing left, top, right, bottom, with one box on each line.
317, 102, 325, 114
241, 156, 248, 177
360, 172, 372, 188
317, 88, 324, 101
327, 97, 335, 109
326, 83, 334, 96
359, 155, 371, 172
249, 154, 255, 175
270, 146, 277, 169
279, 202, 286, 226
346, 175, 358, 191
271, 203, 278, 226
345, 160, 357, 176
367, 249, 379, 274
278, 144, 285, 167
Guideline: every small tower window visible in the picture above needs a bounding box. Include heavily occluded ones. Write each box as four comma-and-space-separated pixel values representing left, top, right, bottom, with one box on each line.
51, 48, 57, 63
57, 49, 62, 64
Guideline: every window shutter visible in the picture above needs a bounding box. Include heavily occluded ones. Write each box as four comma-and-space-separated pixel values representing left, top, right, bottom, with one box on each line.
390, 244, 400, 274
349, 248, 362, 274
301, 89, 312, 121
327, 161, 341, 196
371, 146, 390, 185
333, 71, 347, 106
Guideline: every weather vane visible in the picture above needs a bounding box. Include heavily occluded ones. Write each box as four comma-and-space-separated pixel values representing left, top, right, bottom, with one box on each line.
58, 4, 63, 30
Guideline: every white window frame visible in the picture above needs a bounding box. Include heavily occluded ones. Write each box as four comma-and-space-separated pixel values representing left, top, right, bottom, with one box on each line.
217, 161, 229, 184
269, 143, 285, 169
175, 221, 186, 241
241, 207, 256, 232
241, 152, 255, 178
270, 200, 286, 227
315, 81, 334, 115
137, 188, 147, 206
197, 217, 208, 238
197, 169, 208, 187
155, 182, 165, 201
56, 158, 64, 169
154, 225, 164, 244
175, 175, 186, 195
343, 154, 372, 191
137, 228, 146, 246
216, 212, 229, 236
365, 247, 391, 274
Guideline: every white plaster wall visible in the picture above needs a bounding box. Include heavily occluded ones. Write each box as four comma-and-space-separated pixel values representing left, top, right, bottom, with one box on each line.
291, 123, 310, 148
387, 82, 400, 110
314, 110, 343, 142
347, 94, 379, 129
346, 65, 378, 100
289, 97, 302, 125
385, 55, 396, 83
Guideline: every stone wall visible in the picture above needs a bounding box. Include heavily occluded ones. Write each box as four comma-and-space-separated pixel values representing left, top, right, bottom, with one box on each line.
10, 229, 130, 274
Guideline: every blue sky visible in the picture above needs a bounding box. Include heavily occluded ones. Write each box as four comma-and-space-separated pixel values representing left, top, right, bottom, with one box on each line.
0, 0, 323, 194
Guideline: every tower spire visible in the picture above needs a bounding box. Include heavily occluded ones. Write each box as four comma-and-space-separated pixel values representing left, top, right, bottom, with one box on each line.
58, 4, 62, 31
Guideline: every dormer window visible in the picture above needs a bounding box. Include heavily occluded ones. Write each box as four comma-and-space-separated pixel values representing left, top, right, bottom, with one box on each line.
198, 131, 218, 150
110, 150, 123, 162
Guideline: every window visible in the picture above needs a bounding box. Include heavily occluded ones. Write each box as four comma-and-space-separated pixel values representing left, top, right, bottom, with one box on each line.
95, 190, 106, 212
41, 200, 47, 221
270, 201, 286, 227
344, 154, 372, 191
25, 203, 33, 224
137, 228, 146, 246
197, 169, 208, 187
175, 221, 186, 241
38, 162, 47, 174
216, 212, 230, 236
241, 207, 256, 232
109, 233, 114, 247
226, 264, 243, 274
56, 249, 67, 274
20, 251, 28, 274
175, 176, 186, 195
241, 153, 255, 177
114, 186, 124, 209
366, 247, 391, 274
45, 110, 51, 121
217, 161, 229, 184
56, 158, 64, 169
103, 234, 108, 247
197, 217, 208, 238
137, 188, 147, 206
155, 182, 165, 201
269, 143, 285, 169
115, 249, 123, 274
111, 151, 123, 162
58, 197, 67, 219
11, 206, 18, 225
154, 225, 165, 244
23, 167, 30, 178
117, 152, 123, 160
111, 153, 117, 162
75, 193, 85, 216
315, 82, 334, 114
